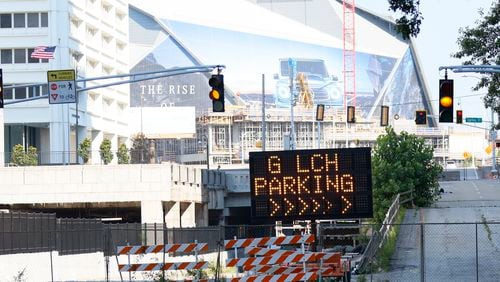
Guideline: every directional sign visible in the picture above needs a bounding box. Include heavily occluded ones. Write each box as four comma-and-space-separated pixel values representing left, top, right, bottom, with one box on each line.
465, 117, 482, 123
249, 148, 373, 223
47, 69, 76, 104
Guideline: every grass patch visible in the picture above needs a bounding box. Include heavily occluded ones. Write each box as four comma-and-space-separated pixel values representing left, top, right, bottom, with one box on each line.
374, 207, 407, 272
481, 214, 493, 242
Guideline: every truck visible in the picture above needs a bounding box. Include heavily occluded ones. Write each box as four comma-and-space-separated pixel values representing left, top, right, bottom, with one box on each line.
273, 58, 343, 108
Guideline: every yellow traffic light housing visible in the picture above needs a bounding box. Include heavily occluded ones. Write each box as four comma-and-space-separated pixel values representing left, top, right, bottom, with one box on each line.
208, 74, 224, 112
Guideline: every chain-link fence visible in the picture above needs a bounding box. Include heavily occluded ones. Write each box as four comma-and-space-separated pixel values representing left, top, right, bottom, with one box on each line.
356, 222, 500, 282
3, 211, 500, 281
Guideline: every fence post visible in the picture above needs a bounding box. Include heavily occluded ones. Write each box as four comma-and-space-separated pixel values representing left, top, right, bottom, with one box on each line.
420, 223, 425, 282
475, 223, 478, 282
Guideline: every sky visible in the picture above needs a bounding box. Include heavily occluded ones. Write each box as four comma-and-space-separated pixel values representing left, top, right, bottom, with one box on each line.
357, 0, 497, 130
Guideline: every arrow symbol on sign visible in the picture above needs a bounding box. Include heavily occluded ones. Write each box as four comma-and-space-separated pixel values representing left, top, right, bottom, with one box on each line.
284, 198, 293, 216
298, 197, 308, 215
341, 196, 352, 214
51, 94, 58, 101
270, 199, 280, 216
312, 198, 320, 213
323, 196, 333, 214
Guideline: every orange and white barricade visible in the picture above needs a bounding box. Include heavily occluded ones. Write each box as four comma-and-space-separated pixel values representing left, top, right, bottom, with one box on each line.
230, 272, 317, 282
224, 234, 314, 249
116, 241, 209, 281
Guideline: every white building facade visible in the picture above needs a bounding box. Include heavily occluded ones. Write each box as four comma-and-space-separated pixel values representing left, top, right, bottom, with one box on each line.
0, 0, 130, 164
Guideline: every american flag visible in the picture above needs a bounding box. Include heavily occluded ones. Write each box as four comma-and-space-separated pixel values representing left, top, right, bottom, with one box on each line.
30, 46, 56, 59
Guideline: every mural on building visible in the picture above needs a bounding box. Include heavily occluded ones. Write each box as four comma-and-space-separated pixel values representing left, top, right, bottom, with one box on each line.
129, 7, 428, 121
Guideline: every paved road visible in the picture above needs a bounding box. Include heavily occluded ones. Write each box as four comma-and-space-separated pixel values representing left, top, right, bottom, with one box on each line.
363, 179, 500, 282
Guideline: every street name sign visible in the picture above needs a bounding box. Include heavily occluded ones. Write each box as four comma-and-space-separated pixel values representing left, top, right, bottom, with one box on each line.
47, 69, 76, 104
465, 117, 482, 123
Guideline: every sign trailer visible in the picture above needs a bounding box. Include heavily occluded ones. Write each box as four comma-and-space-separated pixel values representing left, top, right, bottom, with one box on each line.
249, 148, 373, 224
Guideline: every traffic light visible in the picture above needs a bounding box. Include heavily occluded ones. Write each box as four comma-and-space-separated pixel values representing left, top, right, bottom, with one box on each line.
439, 79, 454, 122
316, 104, 325, 121
456, 110, 463, 124
380, 105, 389, 126
347, 106, 355, 123
415, 110, 427, 125
0, 69, 3, 108
208, 74, 224, 112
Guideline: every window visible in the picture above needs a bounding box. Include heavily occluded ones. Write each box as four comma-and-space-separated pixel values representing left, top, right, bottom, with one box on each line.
14, 49, 26, 64
27, 13, 39, 27
28, 86, 40, 97
41, 85, 48, 96
0, 14, 11, 28
1, 49, 12, 64
15, 87, 27, 99
4, 87, 13, 100
41, 13, 48, 27
13, 13, 25, 28
28, 48, 39, 63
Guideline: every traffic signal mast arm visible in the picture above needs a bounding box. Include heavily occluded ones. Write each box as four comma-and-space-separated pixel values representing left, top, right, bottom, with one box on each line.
3, 65, 226, 106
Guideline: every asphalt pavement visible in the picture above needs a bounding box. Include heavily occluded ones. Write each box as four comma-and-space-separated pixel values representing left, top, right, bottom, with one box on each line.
360, 178, 500, 282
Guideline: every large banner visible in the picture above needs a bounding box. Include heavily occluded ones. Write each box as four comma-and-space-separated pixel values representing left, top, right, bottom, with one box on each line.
129, 12, 427, 121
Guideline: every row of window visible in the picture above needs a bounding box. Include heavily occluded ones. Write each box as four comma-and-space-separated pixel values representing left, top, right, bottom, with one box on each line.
3, 85, 48, 100
0, 12, 48, 28
1, 48, 49, 64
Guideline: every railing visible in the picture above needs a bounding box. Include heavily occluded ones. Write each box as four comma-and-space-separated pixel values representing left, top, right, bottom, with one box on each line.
356, 189, 413, 272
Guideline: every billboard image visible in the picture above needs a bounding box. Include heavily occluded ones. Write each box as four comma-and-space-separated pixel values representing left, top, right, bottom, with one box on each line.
129, 2, 430, 121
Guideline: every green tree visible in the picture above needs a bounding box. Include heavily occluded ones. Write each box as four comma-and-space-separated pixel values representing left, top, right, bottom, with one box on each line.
78, 137, 91, 164
130, 133, 152, 164
453, 2, 500, 129
10, 144, 38, 166
116, 143, 130, 164
99, 138, 113, 165
387, 0, 423, 39
372, 127, 442, 223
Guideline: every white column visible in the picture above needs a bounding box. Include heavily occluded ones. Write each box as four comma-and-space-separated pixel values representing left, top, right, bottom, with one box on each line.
91, 130, 103, 164
0, 109, 4, 165
49, 104, 68, 164
164, 201, 180, 227
180, 202, 196, 227
141, 200, 164, 224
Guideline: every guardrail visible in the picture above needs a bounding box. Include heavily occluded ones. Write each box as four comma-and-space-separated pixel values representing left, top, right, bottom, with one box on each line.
356, 190, 413, 273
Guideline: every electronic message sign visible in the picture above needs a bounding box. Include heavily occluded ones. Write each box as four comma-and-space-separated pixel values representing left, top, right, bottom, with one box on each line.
249, 148, 372, 223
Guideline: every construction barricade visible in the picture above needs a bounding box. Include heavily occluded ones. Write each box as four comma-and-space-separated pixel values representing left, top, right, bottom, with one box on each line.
116, 242, 209, 280
224, 234, 345, 281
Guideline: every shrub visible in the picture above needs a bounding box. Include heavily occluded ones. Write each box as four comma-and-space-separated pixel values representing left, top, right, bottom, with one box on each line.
10, 144, 38, 166
99, 138, 113, 165
78, 138, 91, 164
117, 143, 130, 164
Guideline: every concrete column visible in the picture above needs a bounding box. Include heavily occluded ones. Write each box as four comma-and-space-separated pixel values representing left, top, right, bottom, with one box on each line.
141, 200, 164, 224
164, 201, 180, 227
91, 130, 103, 164
49, 104, 69, 164
180, 202, 196, 227
0, 109, 4, 165
141, 200, 164, 245
76, 126, 87, 164
195, 203, 208, 227
110, 134, 118, 164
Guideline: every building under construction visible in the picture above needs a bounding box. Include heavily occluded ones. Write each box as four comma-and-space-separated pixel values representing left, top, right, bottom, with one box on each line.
129, 0, 450, 166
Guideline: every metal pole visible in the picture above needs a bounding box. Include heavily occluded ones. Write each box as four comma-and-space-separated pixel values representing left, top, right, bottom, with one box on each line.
50, 250, 54, 282
491, 108, 497, 175
475, 223, 478, 282
75, 74, 79, 164
262, 74, 266, 152
420, 223, 425, 282
206, 134, 210, 170
317, 121, 321, 149
289, 60, 296, 150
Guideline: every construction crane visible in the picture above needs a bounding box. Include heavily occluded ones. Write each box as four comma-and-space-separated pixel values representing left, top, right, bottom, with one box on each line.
343, 0, 356, 110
